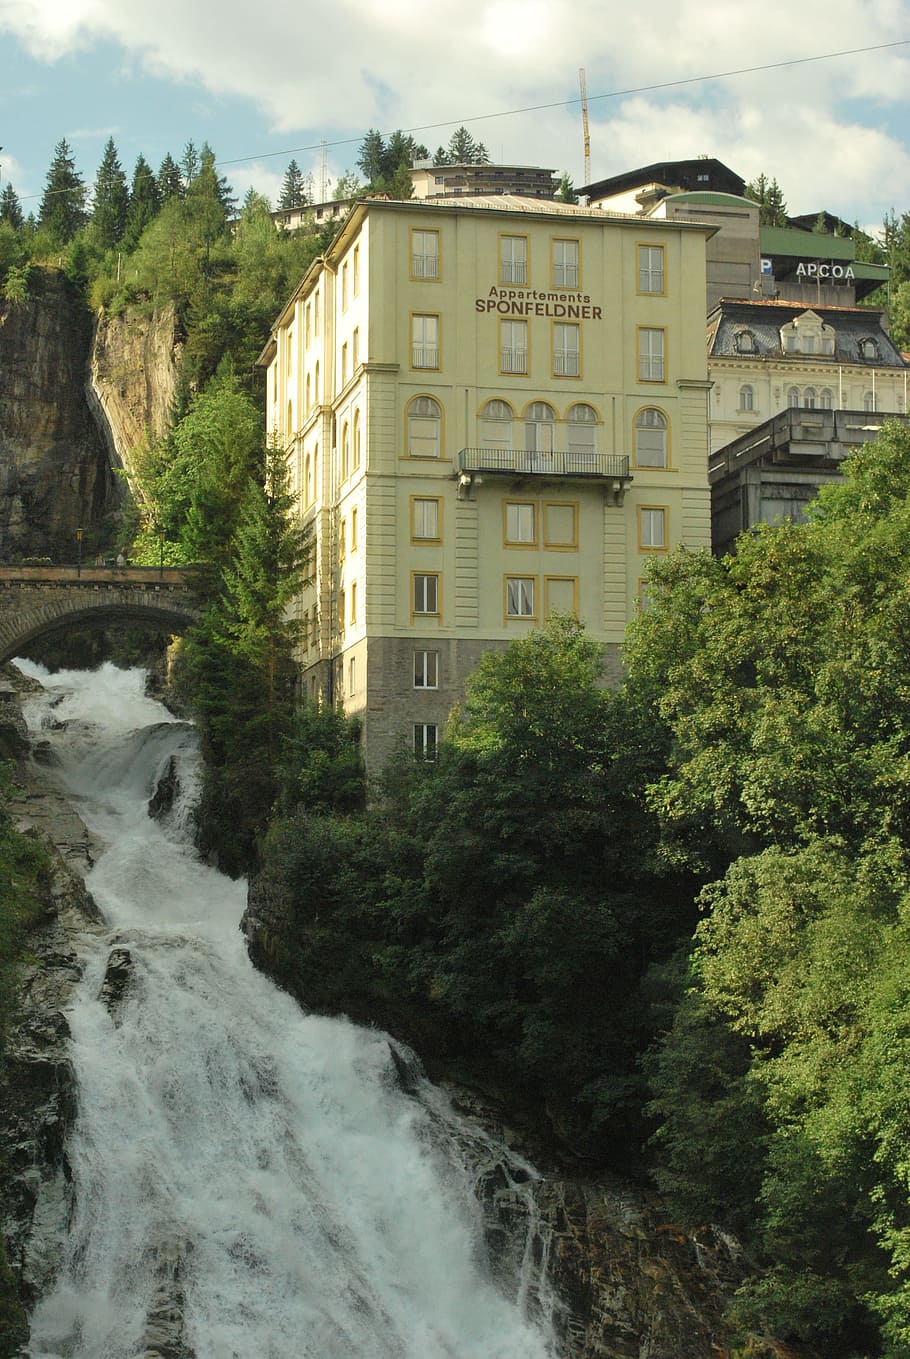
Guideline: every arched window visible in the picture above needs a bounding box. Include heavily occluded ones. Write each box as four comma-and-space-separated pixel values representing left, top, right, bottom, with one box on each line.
341, 423, 350, 480
479, 399, 512, 451
286, 399, 293, 435
304, 453, 312, 506
739, 384, 754, 412
305, 372, 311, 414
353, 410, 362, 469
407, 396, 442, 458
804, 387, 817, 409
735, 330, 755, 353
312, 444, 319, 504
787, 386, 800, 408
864, 390, 878, 412
634, 408, 668, 468
820, 389, 833, 410
860, 338, 879, 361
314, 361, 320, 405
524, 401, 556, 454
567, 404, 598, 467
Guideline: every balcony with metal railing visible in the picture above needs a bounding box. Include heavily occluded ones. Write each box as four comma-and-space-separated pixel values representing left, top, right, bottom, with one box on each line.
457, 446, 631, 482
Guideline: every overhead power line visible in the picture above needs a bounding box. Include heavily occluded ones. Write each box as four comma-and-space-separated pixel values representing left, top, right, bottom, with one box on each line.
13, 37, 910, 201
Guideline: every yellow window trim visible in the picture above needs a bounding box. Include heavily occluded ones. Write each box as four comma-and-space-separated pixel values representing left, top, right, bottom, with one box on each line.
635, 241, 667, 297
631, 405, 674, 471
410, 570, 442, 625
410, 495, 443, 544
551, 319, 583, 381
636, 325, 667, 384
550, 236, 582, 291
544, 575, 580, 618
638, 504, 669, 552
502, 499, 538, 549
503, 573, 539, 625
542, 499, 579, 551
409, 227, 442, 283
409, 311, 441, 372
497, 231, 531, 288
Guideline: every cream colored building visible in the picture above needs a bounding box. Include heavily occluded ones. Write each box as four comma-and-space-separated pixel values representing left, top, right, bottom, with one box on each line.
707, 299, 909, 453
261, 195, 714, 773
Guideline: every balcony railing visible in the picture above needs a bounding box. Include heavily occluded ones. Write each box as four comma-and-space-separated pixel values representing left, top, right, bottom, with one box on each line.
500, 348, 528, 375
458, 447, 631, 479
411, 254, 439, 280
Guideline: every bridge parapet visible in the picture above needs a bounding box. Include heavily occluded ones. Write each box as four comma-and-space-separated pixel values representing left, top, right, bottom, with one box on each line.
0, 567, 201, 664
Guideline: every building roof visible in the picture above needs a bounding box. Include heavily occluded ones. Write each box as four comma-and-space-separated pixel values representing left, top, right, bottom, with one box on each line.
581, 157, 745, 201
708, 299, 907, 367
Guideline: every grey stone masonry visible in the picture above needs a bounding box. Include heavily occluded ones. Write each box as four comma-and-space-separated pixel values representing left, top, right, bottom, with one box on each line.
0, 567, 199, 663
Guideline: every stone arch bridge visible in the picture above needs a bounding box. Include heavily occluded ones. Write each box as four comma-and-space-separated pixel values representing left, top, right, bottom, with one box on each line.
0, 566, 200, 664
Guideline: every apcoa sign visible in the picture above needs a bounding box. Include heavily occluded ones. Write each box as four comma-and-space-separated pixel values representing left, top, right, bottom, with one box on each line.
795, 261, 855, 282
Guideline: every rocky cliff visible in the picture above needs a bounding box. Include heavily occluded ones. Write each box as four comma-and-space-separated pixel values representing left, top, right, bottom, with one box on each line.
0, 273, 122, 563
0, 272, 183, 565
89, 301, 183, 492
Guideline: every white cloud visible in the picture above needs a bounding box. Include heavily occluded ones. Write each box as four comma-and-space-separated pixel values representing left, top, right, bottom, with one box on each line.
2, 0, 910, 222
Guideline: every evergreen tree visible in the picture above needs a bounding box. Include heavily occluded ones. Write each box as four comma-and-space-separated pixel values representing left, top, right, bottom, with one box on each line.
157, 152, 183, 203
745, 172, 788, 227
279, 159, 308, 210
38, 138, 86, 244
199, 142, 236, 216
446, 126, 489, 164
357, 130, 386, 184
180, 140, 199, 191
123, 154, 160, 250
555, 173, 578, 204
91, 137, 129, 248
0, 183, 22, 231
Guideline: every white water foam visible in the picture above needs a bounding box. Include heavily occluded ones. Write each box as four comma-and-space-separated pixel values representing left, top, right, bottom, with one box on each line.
16, 662, 556, 1359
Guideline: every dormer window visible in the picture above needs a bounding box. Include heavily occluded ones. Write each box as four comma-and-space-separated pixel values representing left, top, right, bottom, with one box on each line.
780, 310, 835, 358
735, 329, 756, 353
860, 337, 879, 361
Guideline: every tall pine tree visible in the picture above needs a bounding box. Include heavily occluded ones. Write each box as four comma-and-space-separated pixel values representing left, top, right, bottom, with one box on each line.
91, 137, 129, 248
38, 139, 86, 244
279, 159, 309, 210
157, 152, 183, 203
123, 154, 160, 249
0, 183, 23, 230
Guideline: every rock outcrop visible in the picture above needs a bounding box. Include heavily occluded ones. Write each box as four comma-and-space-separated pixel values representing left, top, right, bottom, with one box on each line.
0, 272, 122, 563
89, 302, 183, 491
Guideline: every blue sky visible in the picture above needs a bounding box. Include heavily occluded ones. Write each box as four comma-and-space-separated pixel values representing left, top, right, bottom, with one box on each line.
2, 0, 910, 233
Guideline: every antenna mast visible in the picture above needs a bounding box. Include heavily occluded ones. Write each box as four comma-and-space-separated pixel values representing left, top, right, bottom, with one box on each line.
579, 68, 591, 186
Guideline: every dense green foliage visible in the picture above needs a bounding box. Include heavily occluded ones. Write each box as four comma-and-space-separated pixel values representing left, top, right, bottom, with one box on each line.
131, 370, 310, 872
252, 617, 698, 1156
0, 763, 48, 1046
631, 423, 910, 1355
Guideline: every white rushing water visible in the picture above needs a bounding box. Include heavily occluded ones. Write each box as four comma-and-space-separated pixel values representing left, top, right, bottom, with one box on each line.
17, 662, 556, 1359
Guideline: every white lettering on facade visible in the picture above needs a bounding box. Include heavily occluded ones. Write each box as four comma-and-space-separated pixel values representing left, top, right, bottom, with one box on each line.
795, 262, 855, 282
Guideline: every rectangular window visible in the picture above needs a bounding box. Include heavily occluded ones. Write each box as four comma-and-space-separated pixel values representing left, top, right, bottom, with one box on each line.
352, 327, 360, 368
339, 518, 346, 561
552, 238, 579, 288
341, 342, 348, 386
545, 576, 578, 618
411, 229, 440, 280
351, 507, 358, 552
553, 323, 580, 377
341, 260, 349, 310
413, 572, 439, 615
348, 656, 356, 694
411, 497, 440, 541
638, 244, 665, 293
638, 328, 665, 382
353, 245, 360, 296
414, 723, 438, 760
412, 314, 440, 369
413, 649, 439, 689
350, 581, 357, 626
505, 575, 536, 618
500, 319, 528, 375
338, 588, 346, 631
639, 506, 667, 550
543, 501, 578, 550
504, 501, 536, 546
500, 235, 528, 284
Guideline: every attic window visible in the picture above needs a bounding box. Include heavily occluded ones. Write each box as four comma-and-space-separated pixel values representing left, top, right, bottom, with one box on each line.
860, 337, 879, 360
735, 329, 756, 353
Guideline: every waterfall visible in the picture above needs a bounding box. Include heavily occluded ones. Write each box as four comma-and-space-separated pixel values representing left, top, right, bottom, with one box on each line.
16, 662, 557, 1359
